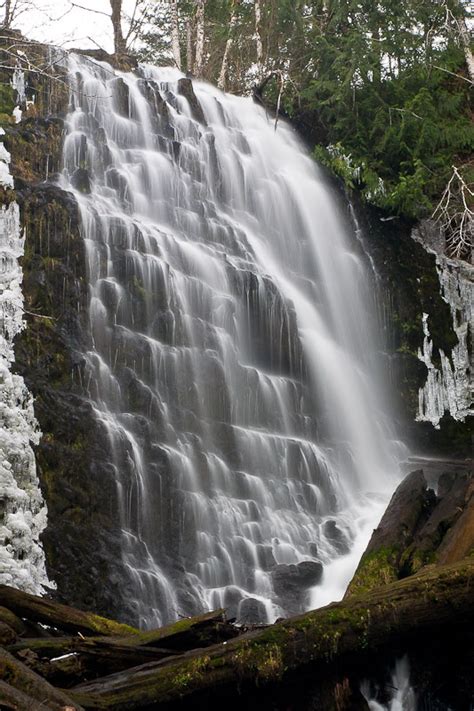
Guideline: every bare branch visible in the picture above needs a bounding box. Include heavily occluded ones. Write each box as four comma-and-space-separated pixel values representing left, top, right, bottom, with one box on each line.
432, 63, 474, 86
432, 165, 474, 259
70, 1, 110, 18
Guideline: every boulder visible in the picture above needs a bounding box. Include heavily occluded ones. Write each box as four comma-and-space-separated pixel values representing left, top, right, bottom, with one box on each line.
238, 597, 266, 625
177, 78, 207, 125
346, 467, 473, 596
272, 561, 323, 597
323, 520, 350, 554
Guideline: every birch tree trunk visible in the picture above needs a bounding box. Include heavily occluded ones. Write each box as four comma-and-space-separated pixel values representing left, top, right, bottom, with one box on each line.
255, 0, 264, 77
170, 0, 181, 70
456, 13, 474, 83
110, 0, 127, 54
217, 0, 240, 90
186, 18, 193, 73
193, 0, 206, 77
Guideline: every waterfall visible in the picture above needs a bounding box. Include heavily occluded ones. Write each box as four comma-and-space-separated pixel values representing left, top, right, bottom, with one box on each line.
361, 657, 417, 710
62, 55, 403, 627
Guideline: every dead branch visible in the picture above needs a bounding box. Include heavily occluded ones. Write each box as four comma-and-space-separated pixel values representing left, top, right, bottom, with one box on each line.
432, 165, 474, 259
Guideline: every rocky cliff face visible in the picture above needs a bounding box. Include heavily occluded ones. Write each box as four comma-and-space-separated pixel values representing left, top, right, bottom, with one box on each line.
0, 37, 127, 620
0, 36, 470, 624
351, 198, 472, 457
413, 220, 473, 430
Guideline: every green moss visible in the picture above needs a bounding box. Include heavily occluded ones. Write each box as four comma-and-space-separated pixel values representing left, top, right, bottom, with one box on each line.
76, 613, 138, 637
347, 546, 399, 596
172, 655, 211, 691
130, 275, 147, 300
232, 641, 285, 683
0, 84, 15, 115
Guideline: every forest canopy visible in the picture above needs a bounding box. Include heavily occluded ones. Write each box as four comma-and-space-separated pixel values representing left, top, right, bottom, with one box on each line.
136, 0, 473, 246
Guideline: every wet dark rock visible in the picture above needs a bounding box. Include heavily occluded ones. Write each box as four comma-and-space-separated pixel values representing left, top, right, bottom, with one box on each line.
238, 597, 266, 625
256, 544, 277, 571
403, 469, 473, 573
177, 78, 207, 125
347, 467, 472, 596
365, 470, 435, 556
71, 167, 91, 193
137, 79, 174, 139
323, 520, 351, 555
111, 77, 130, 117
272, 561, 323, 597
223, 586, 243, 619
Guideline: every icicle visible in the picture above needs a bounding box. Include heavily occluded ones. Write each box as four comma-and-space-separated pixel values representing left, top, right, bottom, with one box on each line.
0, 128, 51, 593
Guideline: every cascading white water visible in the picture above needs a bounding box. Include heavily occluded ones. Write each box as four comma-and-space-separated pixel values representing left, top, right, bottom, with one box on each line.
62, 54, 404, 627
361, 656, 417, 710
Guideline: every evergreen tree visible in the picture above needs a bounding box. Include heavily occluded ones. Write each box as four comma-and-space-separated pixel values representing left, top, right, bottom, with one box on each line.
137, 0, 473, 231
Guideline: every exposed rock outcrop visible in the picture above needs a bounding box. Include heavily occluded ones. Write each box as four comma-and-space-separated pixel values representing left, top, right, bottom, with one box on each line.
0, 37, 127, 621
347, 466, 473, 596
351, 198, 472, 456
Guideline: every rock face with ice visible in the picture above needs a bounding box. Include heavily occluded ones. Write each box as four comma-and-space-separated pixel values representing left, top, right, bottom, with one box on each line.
62, 55, 402, 627
0, 131, 49, 593
414, 224, 473, 428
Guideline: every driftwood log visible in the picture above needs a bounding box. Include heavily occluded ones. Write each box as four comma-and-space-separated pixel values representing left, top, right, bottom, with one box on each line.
64, 559, 474, 709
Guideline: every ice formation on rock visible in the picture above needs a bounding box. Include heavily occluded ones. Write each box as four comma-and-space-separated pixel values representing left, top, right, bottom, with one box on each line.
0, 128, 50, 593
415, 224, 473, 428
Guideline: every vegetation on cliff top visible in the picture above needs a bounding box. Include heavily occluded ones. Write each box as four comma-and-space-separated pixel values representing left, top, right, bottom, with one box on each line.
138, 0, 474, 253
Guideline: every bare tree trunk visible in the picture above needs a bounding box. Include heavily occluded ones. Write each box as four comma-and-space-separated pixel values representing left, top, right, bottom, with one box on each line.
193, 0, 206, 76
170, 0, 181, 70
255, 0, 264, 77
217, 0, 240, 90
110, 0, 127, 55
186, 18, 193, 73
2, 0, 11, 28
456, 14, 474, 83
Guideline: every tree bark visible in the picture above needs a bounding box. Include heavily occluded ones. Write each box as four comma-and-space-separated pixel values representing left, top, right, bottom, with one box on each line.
109, 0, 127, 55
2, 0, 11, 28
255, 0, 264, 77
0, 585, 139, 637
68, 560, 474, 709
193, 0, 206, 77
456, 13, 474, 83
0, 649, 84, 710
170, 0, 181, 70
217, 0, 240, 90
186, 18, 193, 73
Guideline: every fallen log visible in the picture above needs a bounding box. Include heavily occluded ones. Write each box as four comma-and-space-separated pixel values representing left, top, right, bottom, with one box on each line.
6, 609, 240, 685
8, 636, 181, 684
0, 648, 84, 710
113, 609, 240, 650
0, 585, 139, 637
0, 679, 51, 711
68, 559, 474, 709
